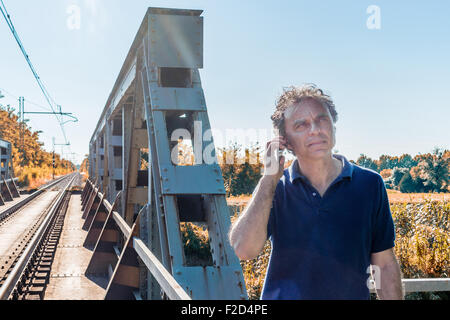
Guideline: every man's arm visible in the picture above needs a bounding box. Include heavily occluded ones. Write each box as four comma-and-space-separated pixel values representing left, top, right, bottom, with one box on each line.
371, 248, 404, 300
229, 176, 277, 260
229, 136, 287, 260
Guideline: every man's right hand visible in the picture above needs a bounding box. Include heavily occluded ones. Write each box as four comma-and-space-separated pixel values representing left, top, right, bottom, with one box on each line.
263, 136, 288, 182
230, 136, 289, 260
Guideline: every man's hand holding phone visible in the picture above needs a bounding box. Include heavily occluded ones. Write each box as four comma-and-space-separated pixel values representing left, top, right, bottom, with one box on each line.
263, 136, 289, 182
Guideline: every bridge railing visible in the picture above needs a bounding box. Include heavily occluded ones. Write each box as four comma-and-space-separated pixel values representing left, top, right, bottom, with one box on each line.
369, 278, 450, 295
0, 177, 20, 206
81, 178, 191, 300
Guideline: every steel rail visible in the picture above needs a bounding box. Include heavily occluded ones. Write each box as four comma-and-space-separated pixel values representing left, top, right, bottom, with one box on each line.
0, 174, 76, 300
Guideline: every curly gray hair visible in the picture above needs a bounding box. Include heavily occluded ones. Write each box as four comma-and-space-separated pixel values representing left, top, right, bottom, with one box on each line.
270, 84, 338, 137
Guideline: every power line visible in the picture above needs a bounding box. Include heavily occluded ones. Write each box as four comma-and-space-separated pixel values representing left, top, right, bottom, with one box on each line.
0, 0, 77, 145
0, 86, 52, 112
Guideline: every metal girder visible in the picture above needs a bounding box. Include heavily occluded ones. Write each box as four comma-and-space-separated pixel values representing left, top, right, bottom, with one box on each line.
86, 7, 247, 300
0, 177, 19, 202
0, 139, 13, 181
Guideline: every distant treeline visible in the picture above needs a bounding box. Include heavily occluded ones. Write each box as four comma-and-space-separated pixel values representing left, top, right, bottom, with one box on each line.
353, 149, 449, 193
218, 143, 449, 196
0, 105, 75, 188
82, 141, 449, 196
215, 143, 449, 196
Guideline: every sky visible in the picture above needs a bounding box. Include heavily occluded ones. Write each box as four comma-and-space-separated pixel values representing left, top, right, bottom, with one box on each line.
0, 0, 449, 166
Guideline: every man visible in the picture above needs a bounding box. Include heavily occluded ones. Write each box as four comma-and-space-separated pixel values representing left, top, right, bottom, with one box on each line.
229, 84, 403, 300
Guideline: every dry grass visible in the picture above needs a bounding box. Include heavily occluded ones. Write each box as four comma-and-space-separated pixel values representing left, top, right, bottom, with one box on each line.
228, 192, 450, 206
15, 166, 74, 190
387, 190, 449, 203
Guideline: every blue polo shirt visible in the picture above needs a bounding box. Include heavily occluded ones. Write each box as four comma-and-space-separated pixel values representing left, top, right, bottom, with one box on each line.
261, 154, 396, 300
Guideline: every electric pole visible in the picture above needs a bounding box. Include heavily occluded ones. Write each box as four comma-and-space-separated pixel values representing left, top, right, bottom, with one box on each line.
52, 137, 55, 180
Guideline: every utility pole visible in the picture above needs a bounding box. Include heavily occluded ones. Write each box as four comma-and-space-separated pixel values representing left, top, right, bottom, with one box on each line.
15, 95, 76, 173
53, 138, 70, 179
52, 137, 56, 180
18, 97, 26, 166
20, 101, 75, 165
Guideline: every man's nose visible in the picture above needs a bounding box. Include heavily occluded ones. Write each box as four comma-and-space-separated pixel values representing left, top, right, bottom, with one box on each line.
309, 120, 321, 135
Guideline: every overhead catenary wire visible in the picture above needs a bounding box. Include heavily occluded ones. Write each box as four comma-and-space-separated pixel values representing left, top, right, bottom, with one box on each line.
1, 85, 78, 163
0, 0, 77, 146
0, 86, 52, 112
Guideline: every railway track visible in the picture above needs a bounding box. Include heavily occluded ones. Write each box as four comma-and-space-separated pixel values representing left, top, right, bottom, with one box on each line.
0, 175, 67, 224
0, 173, 77, 300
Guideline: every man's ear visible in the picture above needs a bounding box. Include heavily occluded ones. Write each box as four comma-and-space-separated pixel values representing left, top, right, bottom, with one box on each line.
287, 142, 294, 152
283, 135, 293, 152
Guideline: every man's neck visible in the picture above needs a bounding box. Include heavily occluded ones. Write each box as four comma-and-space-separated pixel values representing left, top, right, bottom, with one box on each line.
296, 154, 342, 190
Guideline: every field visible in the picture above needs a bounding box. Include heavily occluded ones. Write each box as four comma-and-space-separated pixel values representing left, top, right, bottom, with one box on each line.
387, 190, 450, 203
227, 190, 450, 206
225, 192, 450, 300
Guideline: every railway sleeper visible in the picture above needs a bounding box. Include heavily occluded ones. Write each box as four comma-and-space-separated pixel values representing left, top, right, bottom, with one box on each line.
33, 272, 50, 280
23, 278, 47, 287
36, 266, 51, 273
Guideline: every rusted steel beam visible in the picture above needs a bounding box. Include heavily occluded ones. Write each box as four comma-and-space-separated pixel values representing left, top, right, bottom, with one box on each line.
85, 194, 123, 275
84, 192, 121, 248
0, 178, 14, 202
81, 179, 92, 205
82, 192, 106, 231
104, 214, 141, 300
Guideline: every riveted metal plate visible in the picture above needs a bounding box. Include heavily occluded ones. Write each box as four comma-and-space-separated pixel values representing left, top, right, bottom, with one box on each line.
149, 14, 203, 68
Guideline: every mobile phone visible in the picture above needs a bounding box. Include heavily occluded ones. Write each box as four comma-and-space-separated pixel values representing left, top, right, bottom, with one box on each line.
276, 135, 289, 161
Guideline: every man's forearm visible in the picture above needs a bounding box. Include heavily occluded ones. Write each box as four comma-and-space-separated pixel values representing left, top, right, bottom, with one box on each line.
229, 176, 277, 259
376, 261, 404, 300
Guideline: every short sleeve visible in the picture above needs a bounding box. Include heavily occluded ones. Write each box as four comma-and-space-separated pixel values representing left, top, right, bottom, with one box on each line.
371, 176, 396, 253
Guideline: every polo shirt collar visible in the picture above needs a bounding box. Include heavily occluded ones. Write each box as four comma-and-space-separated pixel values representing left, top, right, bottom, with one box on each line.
288, 154, 354, 184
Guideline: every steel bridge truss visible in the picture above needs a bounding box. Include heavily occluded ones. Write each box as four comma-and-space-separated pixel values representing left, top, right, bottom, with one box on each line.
0, 139, 19, 206
0, 139, 13, 181
87, 7, 247, 300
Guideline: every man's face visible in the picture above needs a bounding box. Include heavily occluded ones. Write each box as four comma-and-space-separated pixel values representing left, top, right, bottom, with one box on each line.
284, 98, 336, 159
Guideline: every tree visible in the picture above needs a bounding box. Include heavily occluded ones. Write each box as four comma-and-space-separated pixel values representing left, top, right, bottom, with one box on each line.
377, 154, 391, 171
417, 148, 449, 192
0, 105, 75, 187
398, 154, 417, 168
398, 171, 415, 193
356, 154, 378, 172
218, 142, 241, 196
380, 169, 392, 179
391, 167, 409, 188
218, 142, 264, 196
